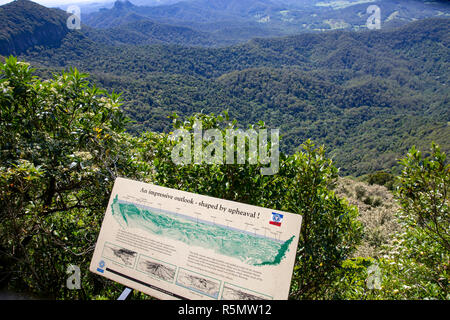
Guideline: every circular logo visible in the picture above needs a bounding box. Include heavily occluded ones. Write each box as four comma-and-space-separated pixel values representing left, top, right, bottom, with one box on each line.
273, 213, 282, 222
99, 260, 105, 268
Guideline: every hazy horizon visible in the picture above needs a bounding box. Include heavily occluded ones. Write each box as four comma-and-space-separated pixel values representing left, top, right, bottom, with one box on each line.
0, 0, 111, 6
0, 0, 175, 7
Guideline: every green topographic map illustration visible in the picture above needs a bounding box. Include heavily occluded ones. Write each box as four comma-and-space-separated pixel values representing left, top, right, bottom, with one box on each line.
111, 195, 294, 266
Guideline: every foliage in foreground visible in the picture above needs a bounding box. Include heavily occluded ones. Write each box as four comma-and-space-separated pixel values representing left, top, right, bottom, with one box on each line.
379, 144, 449, 299
331, 144, 449, 299
0, 57, 140, 298
136, 112, 363, 299
1, 57, 448, 300
0, 57, 362, 299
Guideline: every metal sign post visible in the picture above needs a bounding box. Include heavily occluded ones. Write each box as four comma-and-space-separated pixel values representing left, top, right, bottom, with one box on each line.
118, 287, 133, 300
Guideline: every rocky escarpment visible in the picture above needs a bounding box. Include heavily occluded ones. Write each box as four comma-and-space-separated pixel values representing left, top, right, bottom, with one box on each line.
0, 0, 70, 56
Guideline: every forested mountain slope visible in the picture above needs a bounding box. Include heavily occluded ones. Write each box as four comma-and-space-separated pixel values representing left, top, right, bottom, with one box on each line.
84, 20, 226, 47
4, 0, 449, 52
20, 17, 450, 176
0, 0, 225, 49
2, 1, 448, 176
0, 0, 70, 55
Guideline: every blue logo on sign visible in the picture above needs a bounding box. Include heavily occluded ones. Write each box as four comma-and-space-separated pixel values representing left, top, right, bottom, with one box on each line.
270, 212, 284, 226
97, 260, 105, 273
272, 212, 283, 222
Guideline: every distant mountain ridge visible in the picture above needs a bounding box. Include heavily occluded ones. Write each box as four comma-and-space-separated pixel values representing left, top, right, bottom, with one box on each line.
0, 0, 226, 51
2, 0, 448, 54
82, 0, 450, 42
83, 0, 142, 28
1, 0, 449, 176
85, 19, 226, 46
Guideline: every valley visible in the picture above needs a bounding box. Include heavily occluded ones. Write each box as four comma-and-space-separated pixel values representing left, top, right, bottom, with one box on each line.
0, 0, 449, 175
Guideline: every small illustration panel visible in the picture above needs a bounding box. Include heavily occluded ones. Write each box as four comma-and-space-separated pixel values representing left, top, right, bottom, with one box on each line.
176, 268, 221, 299
221, 282, 272, 300
136, 255, 177, 283
102, 242, 137, 268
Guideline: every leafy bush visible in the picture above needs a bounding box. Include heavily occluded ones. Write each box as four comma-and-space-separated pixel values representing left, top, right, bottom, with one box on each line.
368, 171, 395, 190
0, 56, 140, 298
328, 144, 449, 300
355, 185, 367, 200
378, 144, 449, 299
329, 257, 381, 300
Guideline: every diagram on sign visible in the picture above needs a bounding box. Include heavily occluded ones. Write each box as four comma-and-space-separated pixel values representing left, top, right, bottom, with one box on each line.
102, 242, 137, 267
111, 195, 294, 266
136, 255, 176, 282
221, 283, 271, 300
176, 268, 220, 299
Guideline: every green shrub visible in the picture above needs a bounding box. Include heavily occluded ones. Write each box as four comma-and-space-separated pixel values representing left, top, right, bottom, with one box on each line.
0, 57, 140, 298
368, 171, 395, 190
379, 144, 449, 299
328, 257, 381, 300
355, 185, 366, 200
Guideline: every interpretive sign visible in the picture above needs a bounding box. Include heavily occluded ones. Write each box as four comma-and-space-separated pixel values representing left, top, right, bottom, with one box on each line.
90, 177, 302, 300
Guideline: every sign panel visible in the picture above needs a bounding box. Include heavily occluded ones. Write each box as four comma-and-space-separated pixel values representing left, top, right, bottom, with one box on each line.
90, 177, 302, 300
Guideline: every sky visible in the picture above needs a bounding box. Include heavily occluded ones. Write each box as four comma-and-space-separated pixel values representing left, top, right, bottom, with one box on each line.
0, 0, 112, 5
0, 0, 180, 5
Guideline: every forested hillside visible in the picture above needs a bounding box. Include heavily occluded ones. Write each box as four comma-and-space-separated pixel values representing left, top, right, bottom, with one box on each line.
16, 12, 449, 175
0, 0, 450, 176
0, 0, 69, 55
